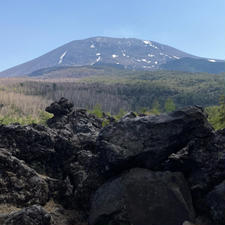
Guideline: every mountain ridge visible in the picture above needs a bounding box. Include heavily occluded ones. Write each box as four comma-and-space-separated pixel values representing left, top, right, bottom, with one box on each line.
0, 36, 224, 77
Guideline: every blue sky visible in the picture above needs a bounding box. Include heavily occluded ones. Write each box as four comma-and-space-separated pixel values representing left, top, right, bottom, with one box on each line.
0, 0, 224, 71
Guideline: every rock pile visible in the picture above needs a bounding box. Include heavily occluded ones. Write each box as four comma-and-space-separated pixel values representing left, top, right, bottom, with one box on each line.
0, 98, 224, 225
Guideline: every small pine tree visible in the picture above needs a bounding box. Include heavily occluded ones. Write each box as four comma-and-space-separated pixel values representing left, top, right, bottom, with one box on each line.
115, 108, 126, 120
91, 104, 103, 118
151, 99, 160, 115
219, 95, 225, 126
164, 98, 176, 112
139, 107, 148, 114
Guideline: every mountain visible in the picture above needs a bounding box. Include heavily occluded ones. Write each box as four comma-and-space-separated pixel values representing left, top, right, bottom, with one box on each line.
0, 36, 224, 77
161, 57, 225, 74
0, 37, 197, 77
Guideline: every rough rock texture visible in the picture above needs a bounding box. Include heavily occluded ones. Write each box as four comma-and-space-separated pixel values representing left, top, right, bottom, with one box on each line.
65, 150, 104, 211
0, 148, 49, 207
46, 97, 74, 116
204, 180, 225, 225
89, 168, 195, 225
2, 205, 51, 225
97, 106, 213, 176
46, 97, 102, 150
188, 129, 225, 189
0, 98, 104, 211
0, 123, 79, 178
1, 98, 225, 225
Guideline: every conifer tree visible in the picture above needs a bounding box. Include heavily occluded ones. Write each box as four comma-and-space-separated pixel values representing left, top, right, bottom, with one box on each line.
164, 98, 176, 112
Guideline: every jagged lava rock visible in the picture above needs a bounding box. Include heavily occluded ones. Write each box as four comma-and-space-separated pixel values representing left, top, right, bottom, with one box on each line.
46, 97, 73, 116
0, 98, 104, 212
97, 106, 213, 176
188, 129, 225, 189
89, 168, 195, 225
2, 205, 51, 225
204, 179, 225, 225
46, 97, 102, 150
64, 150, 104, 211
0, 123, 79, 178
0, 148, 49, 207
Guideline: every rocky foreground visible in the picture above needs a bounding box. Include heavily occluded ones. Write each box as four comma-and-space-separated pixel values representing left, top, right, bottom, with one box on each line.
0, 98, 225, 225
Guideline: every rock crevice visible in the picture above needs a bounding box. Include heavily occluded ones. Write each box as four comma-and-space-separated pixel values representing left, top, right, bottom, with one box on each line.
0, 98, 224, 225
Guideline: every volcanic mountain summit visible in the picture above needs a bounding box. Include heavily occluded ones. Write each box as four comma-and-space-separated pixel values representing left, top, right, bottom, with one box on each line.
0, 36, 224, 77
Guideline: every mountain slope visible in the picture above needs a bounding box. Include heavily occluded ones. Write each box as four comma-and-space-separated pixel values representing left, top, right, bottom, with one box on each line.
161, 57, 225, 74
0, 37, 199, 77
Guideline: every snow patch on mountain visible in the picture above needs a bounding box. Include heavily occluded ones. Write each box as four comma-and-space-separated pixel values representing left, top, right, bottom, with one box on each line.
121, 50, 126, 57
112, 54, 119, 58
208, 59, 216, 63
58, 51, 67, 64
143, 40, 153, 45
144, 40, 158, 49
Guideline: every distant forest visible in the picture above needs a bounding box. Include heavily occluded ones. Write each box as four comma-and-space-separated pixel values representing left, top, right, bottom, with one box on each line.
16, 70, 225, 113
0, 69, 225, 127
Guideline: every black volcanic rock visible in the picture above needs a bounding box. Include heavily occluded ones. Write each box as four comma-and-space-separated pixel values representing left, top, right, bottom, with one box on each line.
187, 129, 225, 188
97, 106, 213, 176
89, 168, 195, 225
2, 98, 225, 225
0, 123, 79, 178
2, 205, 51, 225
64, 150, 104, 211
0, 148, 49, 207
46, 98, 102, 150
46, 97, 74, 116
204, 180, 225, 225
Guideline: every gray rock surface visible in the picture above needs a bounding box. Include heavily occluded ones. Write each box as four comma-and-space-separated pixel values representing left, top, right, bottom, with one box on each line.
46, 97, 102, 150
204, 180, 225, 225
1, 98, 225, 225
89, 168, 195, 225
0, 148, 49, 207
97, 106, 213, 176
2, 205, 51, 225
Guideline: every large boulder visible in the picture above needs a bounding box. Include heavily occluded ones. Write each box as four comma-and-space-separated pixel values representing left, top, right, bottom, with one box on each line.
187, 129, 225, 189
0, 148, 49, 207
89, 168, 195, 225
97, 106, 213, 176
2, 205, 51, 225
204, 180, 225, 225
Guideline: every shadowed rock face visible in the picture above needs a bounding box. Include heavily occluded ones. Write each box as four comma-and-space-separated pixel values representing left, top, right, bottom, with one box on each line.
89, 168, 195, 225
1, 98, 225, 225
46, 97, 74, 116
2, 205, 51, 225
0, 148, 49, 207
97, 106, 213, 176
204, 180, 225, 225
46, 97, 102, 150
0, 98, 104, 217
